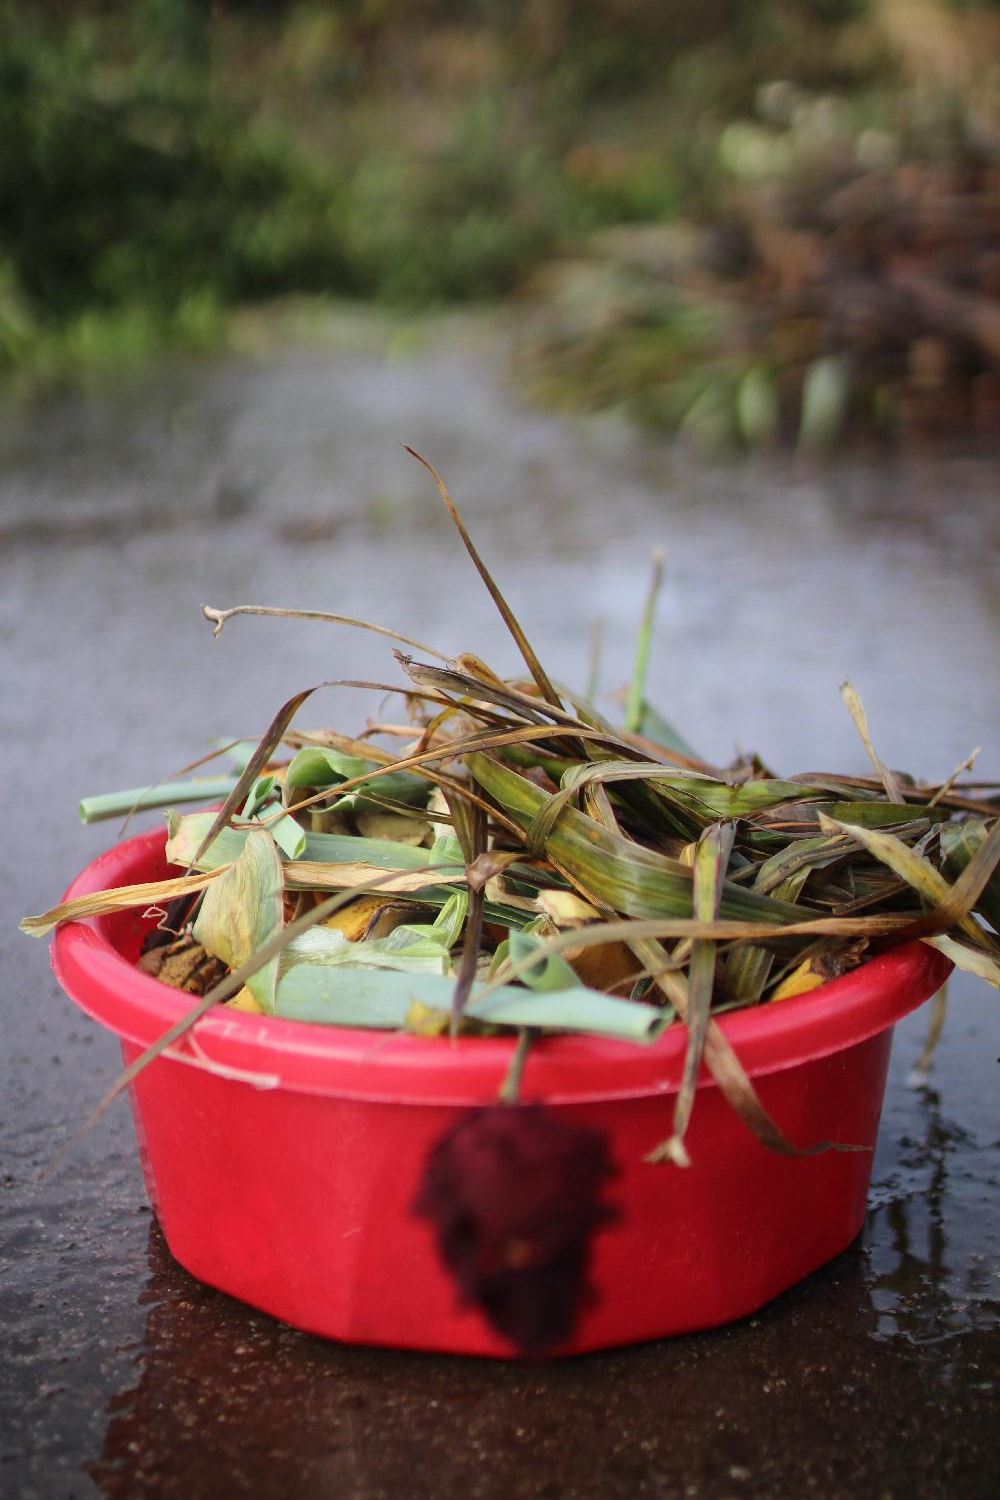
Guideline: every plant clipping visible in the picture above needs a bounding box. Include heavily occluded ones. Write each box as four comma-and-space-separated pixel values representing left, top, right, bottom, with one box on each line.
23, 454, 1000, 1354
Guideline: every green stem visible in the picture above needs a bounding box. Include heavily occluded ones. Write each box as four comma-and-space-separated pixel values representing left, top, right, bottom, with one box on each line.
585, 616, 603, 708
624, 548, 665, 734
79, 777, 240, 824
499, 1027, 535, 1104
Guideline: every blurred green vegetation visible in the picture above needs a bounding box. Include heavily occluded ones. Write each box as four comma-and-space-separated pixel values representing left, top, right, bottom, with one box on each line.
2, 0, 999, 440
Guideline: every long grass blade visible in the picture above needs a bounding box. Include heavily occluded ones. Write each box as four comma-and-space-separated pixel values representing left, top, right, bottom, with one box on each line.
524, 761, 816, 852
278, 720, 629, 831
629, 935, 854, 1160
202, 603, 450, 661
928, 747, 982, 808
920, 934, 1000, 987
819, 812, 1000, 952
671, 821, 736, 1161
469, 753, 807, 927
625, 548, 665, 733
397, 655, 585, 729
449, 798, 488, 1034
839, 680, 904, 804
404, 446, 564, 709
465, 912, 914, 1005
20, 866, 229, 937
908, 980, 949, 1083
190, 684, 330, 868
940, 818, 1000, 932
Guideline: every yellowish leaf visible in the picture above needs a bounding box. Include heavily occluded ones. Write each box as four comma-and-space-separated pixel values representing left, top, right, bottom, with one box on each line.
19, 867, 229, 938
354, 809, 431, 845
921, 934, 1000, 988
284, 861, 465, 894
536, 890, 602, 926
225, 986, 266, 1014
770, 959, 829, 1002
404, 999, 451, 1036
321, 894, 419, 942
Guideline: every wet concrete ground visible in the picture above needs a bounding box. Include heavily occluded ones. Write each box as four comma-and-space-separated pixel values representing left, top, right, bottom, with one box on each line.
2, 314, 999, 1497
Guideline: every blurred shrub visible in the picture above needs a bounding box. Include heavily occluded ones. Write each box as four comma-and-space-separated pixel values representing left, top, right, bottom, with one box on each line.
0, 1, 349, 366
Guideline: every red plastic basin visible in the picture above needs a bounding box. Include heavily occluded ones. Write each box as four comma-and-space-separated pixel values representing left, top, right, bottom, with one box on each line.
52, 825, 950, 1357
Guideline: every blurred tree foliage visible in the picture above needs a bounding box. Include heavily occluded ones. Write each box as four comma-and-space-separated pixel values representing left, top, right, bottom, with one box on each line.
1, 0, 997, 385
0, 1, 353, 369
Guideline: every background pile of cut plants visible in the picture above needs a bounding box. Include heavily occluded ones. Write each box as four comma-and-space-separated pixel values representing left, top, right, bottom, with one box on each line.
23, 460, 1000, 1169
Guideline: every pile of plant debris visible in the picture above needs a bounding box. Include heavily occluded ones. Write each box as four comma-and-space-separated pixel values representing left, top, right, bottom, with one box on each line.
521, 100, 1000, 447
23, 455, 1000, 1164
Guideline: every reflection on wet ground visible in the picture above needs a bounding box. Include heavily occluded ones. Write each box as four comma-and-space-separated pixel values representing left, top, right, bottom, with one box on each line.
2, 314, 999, 1496
866, 1046, 1000, 1350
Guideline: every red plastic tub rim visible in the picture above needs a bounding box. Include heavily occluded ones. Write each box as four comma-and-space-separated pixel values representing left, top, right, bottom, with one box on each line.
51, 824, 952, 1108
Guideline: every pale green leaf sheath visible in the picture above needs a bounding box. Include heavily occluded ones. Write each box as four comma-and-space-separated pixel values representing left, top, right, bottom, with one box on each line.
193, 827, 285, 1012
